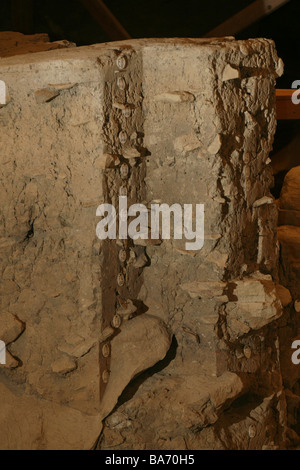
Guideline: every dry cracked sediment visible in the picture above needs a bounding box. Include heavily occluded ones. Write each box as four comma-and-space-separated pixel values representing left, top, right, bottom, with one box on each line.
0, 37, 297, 450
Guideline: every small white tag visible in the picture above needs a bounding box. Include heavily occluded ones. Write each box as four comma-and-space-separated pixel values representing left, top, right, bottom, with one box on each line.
0, 80, 6, 105
0, 340, 6, 365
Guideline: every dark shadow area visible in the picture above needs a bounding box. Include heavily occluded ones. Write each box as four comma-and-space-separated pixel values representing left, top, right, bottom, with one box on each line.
0, 0, 298, 90
113, 334, 178, 411
272, 169, 288, 199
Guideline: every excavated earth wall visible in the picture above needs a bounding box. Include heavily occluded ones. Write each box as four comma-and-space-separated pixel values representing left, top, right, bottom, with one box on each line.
0, 37, 294, 450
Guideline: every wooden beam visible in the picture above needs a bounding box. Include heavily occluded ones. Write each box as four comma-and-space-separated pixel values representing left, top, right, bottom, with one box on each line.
80, 0, 131, 41
276, 89, 300, 120
205, 0, 291, 37
11, 0, 34, 35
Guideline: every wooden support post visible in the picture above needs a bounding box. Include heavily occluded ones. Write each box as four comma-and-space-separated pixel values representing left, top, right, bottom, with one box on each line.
276, 89, 300, 120
205, 0, 291, 37
11, 0, 34, 35
80, 0, 131, 40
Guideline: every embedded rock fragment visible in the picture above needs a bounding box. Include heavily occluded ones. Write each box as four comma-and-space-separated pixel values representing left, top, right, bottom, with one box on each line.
153, 91, 195, 103
100, 314, 172, 419
218, 276, 291, 339
51, 357, 77, 375
222, 64, 241, 81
